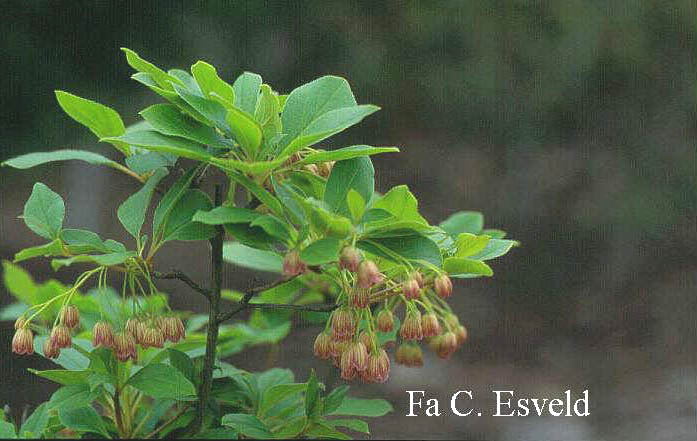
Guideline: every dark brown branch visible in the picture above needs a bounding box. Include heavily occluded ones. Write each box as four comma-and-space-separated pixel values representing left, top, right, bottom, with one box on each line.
153, 270, 211, 299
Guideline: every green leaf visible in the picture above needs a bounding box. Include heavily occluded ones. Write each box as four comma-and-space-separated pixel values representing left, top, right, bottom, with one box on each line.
227, 171, 283, 217
296, 145, 399, 167
300, 238, 341, 265
254, 84, 282, 147
29, 369, 90, 386
328, 397, 393, 417
250, 215, 293, 243
273, 417, 307, 439
297, 198, 352, 239
13, 239, 64, 263
282, 105, 379, 156
23, 183, 65, 239
117, 168, 168, 239
191, 61, 235, 104
324, 157, 374, 217
468, 238, 519, 261
161, 189, 216, 242
280, 76, 357, 152
168, 349, 195, 382
192, 206, 260, 225
0, 420, 16, 439
222, 242, 282, 273
127, 363, 196, 400
357, 233, 442, 267
2, 261, 37, 304
169, 68, 201, 93
125, 152, 176, 174
102, 130, 212, 162
152, 166, 200, 239
140, 104, 228, 148
346, 189, 366, 223
370, 185, 428, 225
48, 384, 97, 411
221, 413, 273, 439
305, 369, 321, 418
1, 149, 121, 171
304, 421, 351, 440
482, 228, 507, 239
34, 337, 91, 370
50, 252, 135, 271
439, 211, 484, 237
55, 91, 128, 155
58, 406, 110, 438
454, 233, 490, 258
225, 106, 263, 158
260, 383, 307, 416
443, 257, 493, 277
121, 47, 181, 92
323, 385, 349, 415
330, 418, 369, 434
233, 72, 262, 115
20, 403, 49, 438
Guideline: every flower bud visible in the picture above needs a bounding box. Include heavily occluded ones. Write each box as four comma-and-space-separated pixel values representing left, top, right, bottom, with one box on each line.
376, 309, 394, 332
358, 330, 375, 351
313, 332, 332, 360
349, 288, 370, 309
93, 321, 115, 348
365, 348, 390, 383
162, 317, 186, 343
318, 161, 334, 178
12, 327, 34, 355
421, 313, 440, 338
413, 270, 425, 288
113, 332, 137, 362
455, 325, 468, 346
400, 310, 423, 341
435, 331, 458, 359
338, 246, 362, 272
50, 325, 72, 349
330, 308, 356, 341
43, 338, 60, 359
14, 317, 27, 330
403, 278, 421, 300
282, 250, 307, 277
357, 260, 383, 289
406, 344, 424, 367
60, 305, 80, 329
434, 274, 453, 298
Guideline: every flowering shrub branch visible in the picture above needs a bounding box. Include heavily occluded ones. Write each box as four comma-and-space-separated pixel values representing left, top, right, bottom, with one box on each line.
0, 48, 517, 439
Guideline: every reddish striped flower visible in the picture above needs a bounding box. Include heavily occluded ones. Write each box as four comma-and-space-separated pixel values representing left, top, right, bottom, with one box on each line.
50, 325, 72, 349
93, 321, 114, 348
434, 274, 453, 298
376, 309, 394, 332
12, 327, 34, 355
61, 305, 80, 329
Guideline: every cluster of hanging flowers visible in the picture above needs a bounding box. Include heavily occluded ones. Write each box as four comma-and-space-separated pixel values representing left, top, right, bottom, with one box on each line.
301, 245, 468, 384
12, 305, 186, 362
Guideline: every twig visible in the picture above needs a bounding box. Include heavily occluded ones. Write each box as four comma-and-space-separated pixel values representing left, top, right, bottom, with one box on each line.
153, 270, 211, 300
145, 405, 190, 439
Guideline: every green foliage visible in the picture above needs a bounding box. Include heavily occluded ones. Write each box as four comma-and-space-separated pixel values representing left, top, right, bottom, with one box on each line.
2, 48, 516, 440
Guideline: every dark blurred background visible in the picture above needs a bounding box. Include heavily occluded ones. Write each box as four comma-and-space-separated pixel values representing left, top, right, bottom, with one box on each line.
1, 1, 695, 439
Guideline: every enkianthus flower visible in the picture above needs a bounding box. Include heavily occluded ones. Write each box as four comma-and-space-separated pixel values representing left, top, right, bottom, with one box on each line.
349, 287, 370, 309
303, 163, 320, 176
364, 348, 390, 383
12, 327, 34, 355
434, 274, 453, 298
43, 338, 60, 359
330, 339, 349, 368
405, 344, 424, 367
413, 270, 425, 289
318, 161, 335, 178
340, 341, 369, 380
330, 308, 356, 341
14, 317, 27, 330
92, 321, 115, 348
357, 260, 384, 289
125, 318, 146, 344
421, 313, 440, 338
50, 325, 72, 349
60, 305, 80, 329
435, 331, 458, 359
338, 246, 362, 272
313, 332, 332, 360
113, 331, 137, 362
444, 313, 459, 330
400, 310, 423, 341
376, 309, 394, 332
162, 317, 186, 343
358, 330, 376, 351
142, 325, 164, 349
282, 250, 307, 277
455, 325, 468, 346
403, 277, 421, 300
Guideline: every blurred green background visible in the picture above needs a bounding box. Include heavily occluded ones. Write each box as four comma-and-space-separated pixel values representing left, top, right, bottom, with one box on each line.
1, 1, 695, 439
